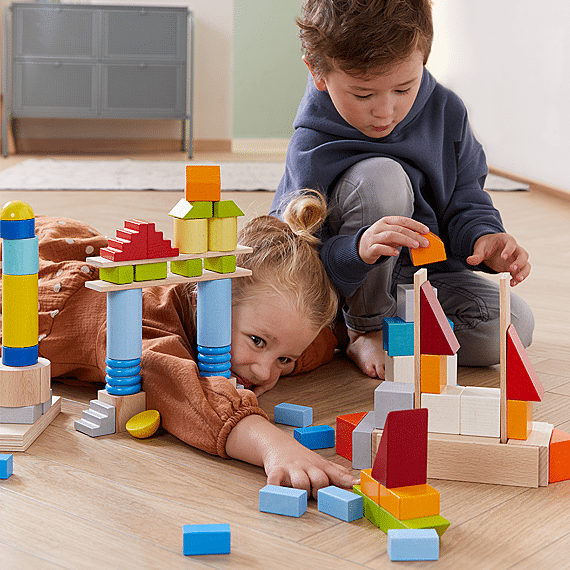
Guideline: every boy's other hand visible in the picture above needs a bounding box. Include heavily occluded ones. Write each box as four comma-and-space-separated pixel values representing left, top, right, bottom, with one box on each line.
467, 233, 531, 286
359, 216, 429, 264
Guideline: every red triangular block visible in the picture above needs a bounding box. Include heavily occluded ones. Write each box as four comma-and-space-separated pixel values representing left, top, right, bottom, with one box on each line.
420, 281, 460, 356
371, 408, 428, 488
336, 412, 368, 461
506, 324, 544, 401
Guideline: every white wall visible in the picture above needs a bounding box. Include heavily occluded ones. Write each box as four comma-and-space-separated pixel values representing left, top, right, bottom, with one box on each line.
429, 0, 570, 192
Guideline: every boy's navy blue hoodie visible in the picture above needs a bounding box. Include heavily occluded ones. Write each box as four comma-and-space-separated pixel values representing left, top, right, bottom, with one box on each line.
271, 69, 505, 297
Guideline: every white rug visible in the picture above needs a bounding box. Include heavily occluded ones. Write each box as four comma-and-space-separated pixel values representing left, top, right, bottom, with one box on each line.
0, 159, 286, 191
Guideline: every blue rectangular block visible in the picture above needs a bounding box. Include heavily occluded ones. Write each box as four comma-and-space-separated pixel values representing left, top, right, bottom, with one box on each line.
274, 403, 313, 427
182, 523, 231, 555
294, 425, 335, 450
387, 528, 439, 561
259, 484, 307, 517
383, 317, 414, 356
317, 486, 363, 522
0, 454, 13, 479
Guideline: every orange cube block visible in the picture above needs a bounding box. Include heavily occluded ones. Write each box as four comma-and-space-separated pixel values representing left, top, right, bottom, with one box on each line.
507, 399, 533, 440
185, 165, 221, 202
379, 483, 440, 521
360, 468, 380, 503
420, 354, 447, 394
549, 429, 570, 483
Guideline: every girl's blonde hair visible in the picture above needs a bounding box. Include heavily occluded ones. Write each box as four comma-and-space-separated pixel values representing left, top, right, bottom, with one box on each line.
234, 191, 338, 332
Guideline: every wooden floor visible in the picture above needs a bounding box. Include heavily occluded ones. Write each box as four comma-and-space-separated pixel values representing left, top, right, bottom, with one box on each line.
2, 151, 570, 569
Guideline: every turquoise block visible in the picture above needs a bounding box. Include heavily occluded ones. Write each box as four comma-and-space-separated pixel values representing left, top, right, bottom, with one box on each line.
387, 529, 439, 561
2, 237, 38, 275
182, 523, 231, 555
294, 425, 335, 449
383, 317, 414, 356
0, 454, 13, 479
317, 486, 363, 522
259, 485, 307, 517
274, 403, 313, 427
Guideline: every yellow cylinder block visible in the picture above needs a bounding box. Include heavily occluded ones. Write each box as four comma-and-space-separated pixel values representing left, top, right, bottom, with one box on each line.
2, 273, 38, 348
208, 217, 237, 252
173, 217, 208, 254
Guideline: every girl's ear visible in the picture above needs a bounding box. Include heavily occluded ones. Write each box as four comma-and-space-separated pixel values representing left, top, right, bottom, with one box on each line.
303, 56, 327, 91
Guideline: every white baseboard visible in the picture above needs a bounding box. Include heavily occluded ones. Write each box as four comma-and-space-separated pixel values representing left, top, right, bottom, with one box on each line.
231, 138, 289, 154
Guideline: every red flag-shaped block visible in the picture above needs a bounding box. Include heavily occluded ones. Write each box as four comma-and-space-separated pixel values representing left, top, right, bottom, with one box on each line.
506, 324, 544, 402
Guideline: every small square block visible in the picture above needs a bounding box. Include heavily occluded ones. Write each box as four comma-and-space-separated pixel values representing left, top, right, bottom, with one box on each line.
170, 258, 202, 277
274, 403, 313, 427
396, 284, 415, 323
185, 165, 221, 202
0, 454, 13, 479
383, 317, 414, 356
182, 523, 230, 556
460, 387, 500, 437
134, 262, 167, 282
374, 382, 415, 429
317, 485, 363, 522
421, 386, 464, 434
420, 354, 447, 394
384, 354, 415, 383
259, 485, 307, 517
294, 425, 335, 449
204, 255, 236, 274
387, 528, 439, 561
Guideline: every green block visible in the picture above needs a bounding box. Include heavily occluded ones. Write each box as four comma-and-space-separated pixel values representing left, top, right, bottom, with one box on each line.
99, 265, 134, 284
134, 262, 167, 281
171, 258, 203, 277
353, 486, 450, 537
169, 199, 213, 220
213, 200, 244, 218
203, 255, 236, 274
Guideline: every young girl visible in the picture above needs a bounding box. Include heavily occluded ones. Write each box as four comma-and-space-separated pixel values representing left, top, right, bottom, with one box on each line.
1, 193, 358, 497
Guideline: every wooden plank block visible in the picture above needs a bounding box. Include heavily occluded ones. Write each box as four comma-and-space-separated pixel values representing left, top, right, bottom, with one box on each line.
508, 421, 553, 486
413, 269, 427, 409
500, 273, 510, 443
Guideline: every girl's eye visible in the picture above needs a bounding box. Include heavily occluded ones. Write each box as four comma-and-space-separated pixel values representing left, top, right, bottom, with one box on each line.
278, 357, 292, 365
250, 335, 265, 348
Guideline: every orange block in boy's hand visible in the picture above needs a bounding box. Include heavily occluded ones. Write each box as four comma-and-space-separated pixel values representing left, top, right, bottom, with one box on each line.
185, 165, 221, 202
410, 231, 446, 266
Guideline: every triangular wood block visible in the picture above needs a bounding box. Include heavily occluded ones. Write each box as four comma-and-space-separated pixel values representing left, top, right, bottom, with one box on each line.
371, 408, 428, 489
410, 231, 446, 266
506, 324, 544, 401
420, 281, 460, 356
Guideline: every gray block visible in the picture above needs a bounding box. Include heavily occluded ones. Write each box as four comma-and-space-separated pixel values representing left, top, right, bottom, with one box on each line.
74, 399, 115, 437
42, 390, 53, 414
0, 402, 42, 424
351, 411, 375, 470
374, 382, 415, 429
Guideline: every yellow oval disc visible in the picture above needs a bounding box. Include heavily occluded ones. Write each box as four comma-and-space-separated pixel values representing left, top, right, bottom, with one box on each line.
125, 409, 161, 439
0, 200, 34, 221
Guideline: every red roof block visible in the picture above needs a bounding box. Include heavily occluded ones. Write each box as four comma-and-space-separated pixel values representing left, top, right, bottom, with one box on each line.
506, 324, 544, 402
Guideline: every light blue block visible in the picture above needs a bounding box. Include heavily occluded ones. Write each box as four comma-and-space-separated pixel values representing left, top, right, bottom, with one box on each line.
374, 382, 415, 429
196, 278, 232, 348
182, 523, 231, 555
274, 403, 313, 427
294, 425, 335, 450
317, 486, 363, 522
0, 454, 13, 479
106, 289, 142, 361
259, 485, 307, 517
387, 528, 439, 561
2, 237, 39, 275
383, 317, 414, 356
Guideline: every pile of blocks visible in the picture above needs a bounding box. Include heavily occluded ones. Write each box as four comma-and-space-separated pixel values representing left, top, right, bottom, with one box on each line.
274, 402, 335, 450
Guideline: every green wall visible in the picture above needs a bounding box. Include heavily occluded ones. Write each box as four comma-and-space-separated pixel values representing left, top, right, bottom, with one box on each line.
233, 0, 309, 138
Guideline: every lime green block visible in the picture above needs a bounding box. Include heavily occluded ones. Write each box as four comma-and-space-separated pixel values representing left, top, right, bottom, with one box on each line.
203, 255, 236, 274
99, 265, 134, 284
213, 200, 244, 218
171, 258, 203, 277
169, 198, 213, 220
134, 262, 167, 281
353, 486, 450, 537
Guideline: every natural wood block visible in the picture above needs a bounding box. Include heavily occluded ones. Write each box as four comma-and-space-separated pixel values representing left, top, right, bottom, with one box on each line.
509, 421, 552, 486
507, 399, 533, 440
420, 354, 447, 394
173, 217, 208, 254
460, 386, 501, 438
97, 389, 146, 433
379, 483, 440, 521
421, 386, 464, 434
208, 217, 238, 252
0, 358, 51, 407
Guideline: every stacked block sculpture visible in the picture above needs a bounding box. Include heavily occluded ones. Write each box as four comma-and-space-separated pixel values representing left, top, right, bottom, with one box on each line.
77, 165, 251, 435
0, 201, 61, 451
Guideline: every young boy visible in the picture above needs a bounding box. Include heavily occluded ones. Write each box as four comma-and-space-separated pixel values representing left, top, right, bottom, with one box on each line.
271, 0, 533, 378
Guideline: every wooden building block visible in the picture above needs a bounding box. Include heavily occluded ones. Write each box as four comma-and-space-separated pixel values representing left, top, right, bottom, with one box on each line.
294, 425, 335, 450
351, 411, 375, 470
420, 281, 459, 356
2, 273, 38, 349
213, 200, 244, 218
360, 468, 380, 503
203, 255, 236, 274
182, 523, 230, 556
507, 399, 533, 440
0, 454, 13, 479
146, 232, 178, 260
374, 382, 415, 429
549, 428, 570, 483
336, 411, 368, 461
185, 165, 221, 203
371, 408, 428, 489
447, 354, 458, 385
208, 217, 238, 252
168, 199, 213, 220
507, 324, 545, 402
274, 403, 313, 428
420, 354, 447, 394
170, 258, 202, 278
97, 389, 146, 433
387, 529, 439, 561
317, 485, 363, 522
134, 262, 167, 282
0, 357, 51, 407
509, 421, 552, 486
379, 483, 440, 521
460, 386, 501, 438
259, 485, 307, 517
421, 386, 464, 434
410, 231, 446, 266
383, 317, 414, 356
396, 284, 415, 322
173, 217, 209, 254
99, 265, 134, 284
385, 354, 415, 383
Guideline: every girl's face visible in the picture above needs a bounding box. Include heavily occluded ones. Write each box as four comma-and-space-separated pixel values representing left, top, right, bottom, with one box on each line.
231, 291, 320, 397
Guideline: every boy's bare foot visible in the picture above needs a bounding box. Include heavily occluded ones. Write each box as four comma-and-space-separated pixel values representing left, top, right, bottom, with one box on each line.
346, 329, 386, 379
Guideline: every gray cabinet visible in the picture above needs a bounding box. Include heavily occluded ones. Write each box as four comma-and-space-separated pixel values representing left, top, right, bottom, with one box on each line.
2, 3, 193, 156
